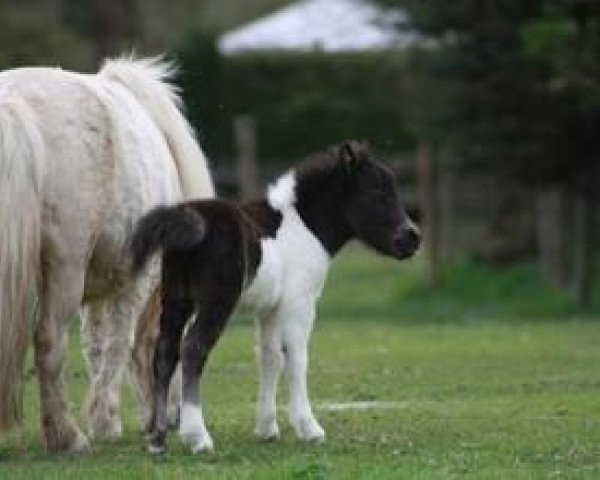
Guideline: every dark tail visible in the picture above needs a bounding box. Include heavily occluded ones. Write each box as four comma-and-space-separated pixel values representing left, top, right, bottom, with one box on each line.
131, 204, 206, 272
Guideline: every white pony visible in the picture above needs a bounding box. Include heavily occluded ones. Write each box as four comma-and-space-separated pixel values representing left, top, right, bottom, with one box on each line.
0, 57, 214, 452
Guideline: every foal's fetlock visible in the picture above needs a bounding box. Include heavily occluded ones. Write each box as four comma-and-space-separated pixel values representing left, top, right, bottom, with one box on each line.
180, 429, 214, 454
179, 403, 214, 453
167, 404, 181, 430
254, 416, 280, 441
291, 416, 326, 443
148, 429, 167, 455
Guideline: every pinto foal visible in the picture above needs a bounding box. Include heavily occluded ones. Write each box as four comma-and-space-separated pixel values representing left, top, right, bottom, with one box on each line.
131, 141, 420, 454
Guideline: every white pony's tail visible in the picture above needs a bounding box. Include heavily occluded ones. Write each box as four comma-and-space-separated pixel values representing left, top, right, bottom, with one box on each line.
0, 99, 44, 431
100, 55, 215, 200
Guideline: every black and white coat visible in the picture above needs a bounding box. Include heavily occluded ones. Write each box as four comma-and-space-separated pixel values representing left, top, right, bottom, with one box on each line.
132, 141, 420, 454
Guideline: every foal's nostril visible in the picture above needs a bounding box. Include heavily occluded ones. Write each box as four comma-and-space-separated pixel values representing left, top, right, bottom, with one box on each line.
395, 227, 420, 253
406, 228, 420, 249
393, 227, 420, 255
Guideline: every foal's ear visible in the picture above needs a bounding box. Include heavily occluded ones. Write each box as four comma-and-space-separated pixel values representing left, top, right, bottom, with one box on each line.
338, 140, 362, 174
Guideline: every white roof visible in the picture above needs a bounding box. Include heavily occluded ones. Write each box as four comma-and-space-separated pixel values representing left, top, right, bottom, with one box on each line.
218, 0, 424, 55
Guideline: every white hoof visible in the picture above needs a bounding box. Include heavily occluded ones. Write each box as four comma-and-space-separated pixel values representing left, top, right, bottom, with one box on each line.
179, 403, 213, 453
148, 442, 166, 455
293, 417, 326, 443
181, 430, 214, 454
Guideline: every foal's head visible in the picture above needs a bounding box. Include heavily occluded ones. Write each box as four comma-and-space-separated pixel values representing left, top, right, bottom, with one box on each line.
337, 140, 420, 259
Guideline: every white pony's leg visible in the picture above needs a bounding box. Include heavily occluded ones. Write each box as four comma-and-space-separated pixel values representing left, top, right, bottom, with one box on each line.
81, 299, 124, 439
282, 304, 325, 443
35, 262, 89, 453
254, 312, 284, 440
81, 301, 112, 383
87, 277, 154, 439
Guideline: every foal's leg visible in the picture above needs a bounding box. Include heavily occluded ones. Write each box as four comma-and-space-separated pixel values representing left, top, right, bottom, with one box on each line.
35, 262, 89, 452
148, 298, 194, 454
282, 303, 325, 442
86, 278, 154, 439
128, 288, 160, 431
254, 310, 284, 440
128, 288, 182, 431
179, 293, 238, 453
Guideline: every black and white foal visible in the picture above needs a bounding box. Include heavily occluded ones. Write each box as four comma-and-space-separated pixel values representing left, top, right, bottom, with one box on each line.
131, 140, 420, 454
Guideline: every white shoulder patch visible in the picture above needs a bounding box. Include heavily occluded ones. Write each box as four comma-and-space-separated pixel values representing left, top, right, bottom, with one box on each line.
267, 172, 296, 212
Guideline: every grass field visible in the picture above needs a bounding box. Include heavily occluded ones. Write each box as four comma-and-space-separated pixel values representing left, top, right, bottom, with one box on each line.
1, 249, 599, 479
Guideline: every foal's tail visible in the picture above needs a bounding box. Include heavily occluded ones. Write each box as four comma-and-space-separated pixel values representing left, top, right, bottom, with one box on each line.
131, 205, 206, 272
0, 99, 44, 431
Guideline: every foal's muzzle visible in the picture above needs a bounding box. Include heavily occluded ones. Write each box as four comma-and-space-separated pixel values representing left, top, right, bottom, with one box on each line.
393, 224, 421, 259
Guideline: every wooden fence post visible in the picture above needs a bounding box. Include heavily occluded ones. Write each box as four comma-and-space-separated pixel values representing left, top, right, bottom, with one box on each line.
573, 193, 595, 307
536, 187, 569, 288
233, 115, 260, 199
439, 169, 456, 263
417, 141, 441, 285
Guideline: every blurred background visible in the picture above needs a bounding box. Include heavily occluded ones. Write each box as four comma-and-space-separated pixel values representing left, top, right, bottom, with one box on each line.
1, 0, 598, 319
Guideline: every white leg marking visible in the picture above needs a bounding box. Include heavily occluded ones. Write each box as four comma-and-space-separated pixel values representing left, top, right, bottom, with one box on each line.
254, 314, 284, 440
283, 305, 325, 443
286, 342, 325, 443
179, 402, 213, 453
167, 364, 182, 428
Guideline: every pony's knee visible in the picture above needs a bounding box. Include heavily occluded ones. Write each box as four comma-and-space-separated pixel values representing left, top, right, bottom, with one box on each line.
260, 341, 285, 371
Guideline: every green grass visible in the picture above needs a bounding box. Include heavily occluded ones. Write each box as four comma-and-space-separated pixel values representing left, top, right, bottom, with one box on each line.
1, 249, 600, 478
321, 249, 600, 322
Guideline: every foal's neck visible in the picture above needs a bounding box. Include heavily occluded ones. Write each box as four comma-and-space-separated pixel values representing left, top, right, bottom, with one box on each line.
266, 169, 352, 257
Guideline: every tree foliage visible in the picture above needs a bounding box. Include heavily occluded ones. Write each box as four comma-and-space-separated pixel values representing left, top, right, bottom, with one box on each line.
175, 31, 416, 162
380, 0, 600, 196
0, 0, 93, 71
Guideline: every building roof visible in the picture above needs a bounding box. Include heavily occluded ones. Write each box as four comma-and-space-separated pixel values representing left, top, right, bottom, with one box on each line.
217, 0, 424, 55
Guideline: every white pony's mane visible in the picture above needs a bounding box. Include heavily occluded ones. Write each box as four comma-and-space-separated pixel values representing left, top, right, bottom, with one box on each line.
100, 56, 214, 200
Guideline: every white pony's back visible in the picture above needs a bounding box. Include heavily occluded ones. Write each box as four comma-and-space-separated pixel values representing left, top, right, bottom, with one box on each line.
100, 57, 214, 199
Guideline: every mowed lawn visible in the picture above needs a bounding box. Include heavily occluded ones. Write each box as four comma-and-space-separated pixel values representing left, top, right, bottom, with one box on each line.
1, 249, 600, 479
